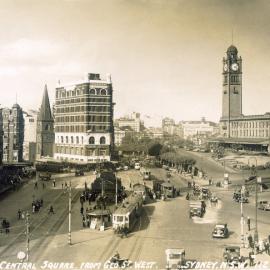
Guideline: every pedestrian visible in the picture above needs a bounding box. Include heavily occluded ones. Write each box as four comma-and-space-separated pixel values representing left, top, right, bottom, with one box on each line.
82, 215, 86, 227
17, 209, 22, 220
62, 183, 64, 189
86, 216, 90, 227
247, 216, 251, 231
248, 234, 253, 248
49, 205, 54, 214
265, 241, 270, 255
249, 250, 255, 266
259, 240, 265, 254
65, 182, 67, 188
80, 206, 84, 215
32, 204, 35, 213
53, 179, 56, 187
42, 182, 45, 189
34, 182, 38, 189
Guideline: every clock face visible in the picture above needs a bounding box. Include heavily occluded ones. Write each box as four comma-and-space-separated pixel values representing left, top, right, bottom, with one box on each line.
223, 64, 228, 72
231, 63, 239, 71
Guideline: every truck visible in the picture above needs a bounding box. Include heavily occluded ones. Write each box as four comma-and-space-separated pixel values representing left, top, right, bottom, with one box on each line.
189, 200, 205, 218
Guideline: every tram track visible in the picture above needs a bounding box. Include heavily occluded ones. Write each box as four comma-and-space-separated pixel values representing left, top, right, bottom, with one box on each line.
0, 189, 81, 260
127, 208, 149, 262
30, 189, 81, 262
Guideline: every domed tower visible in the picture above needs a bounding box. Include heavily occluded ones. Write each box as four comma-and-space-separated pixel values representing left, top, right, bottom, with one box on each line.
221, 45, 242, 120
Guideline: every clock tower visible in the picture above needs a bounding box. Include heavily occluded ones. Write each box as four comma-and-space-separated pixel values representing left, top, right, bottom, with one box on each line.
221, 45, 242, 119
36, 85, 55, 159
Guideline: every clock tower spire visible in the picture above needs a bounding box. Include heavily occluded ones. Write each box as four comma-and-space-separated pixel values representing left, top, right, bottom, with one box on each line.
221, 45, 242, 120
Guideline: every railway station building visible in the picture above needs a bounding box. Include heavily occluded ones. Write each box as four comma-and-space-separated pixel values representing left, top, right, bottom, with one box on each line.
209, 45, 270, 152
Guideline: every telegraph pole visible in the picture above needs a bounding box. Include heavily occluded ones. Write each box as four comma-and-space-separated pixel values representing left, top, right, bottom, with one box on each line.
68, 181, 72, 245
240, 186, 244, 247
26, 212, 30, 261
249, 160, 259, 244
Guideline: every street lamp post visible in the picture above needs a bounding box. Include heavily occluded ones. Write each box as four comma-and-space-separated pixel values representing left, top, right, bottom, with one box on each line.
248, 157, 259, 243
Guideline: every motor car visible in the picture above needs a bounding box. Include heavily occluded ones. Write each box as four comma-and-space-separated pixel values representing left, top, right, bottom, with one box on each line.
212, 224, 229, 238
134, 163, 141, 170
223, 246, 243, 266
75, 169, 84, 176
245, 176, 257, 183
258, 201, 270, 211
39, 172, 51, 181
123, 165, 129, 171
165, 248, 185, 270
233, 193, 249, 203
115, 165, 123, 171
210, 195, 218, 203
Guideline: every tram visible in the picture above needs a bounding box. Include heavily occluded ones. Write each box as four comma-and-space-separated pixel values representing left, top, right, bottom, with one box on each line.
112, 193, 143, 232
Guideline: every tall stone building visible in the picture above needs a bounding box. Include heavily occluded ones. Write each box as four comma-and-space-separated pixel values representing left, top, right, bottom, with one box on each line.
54, 73, 114, 162
2, 104, 24, 163
36, 85, 55, 159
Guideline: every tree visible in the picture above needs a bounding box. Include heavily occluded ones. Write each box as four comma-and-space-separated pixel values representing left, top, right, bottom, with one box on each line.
148, 143, 163, 156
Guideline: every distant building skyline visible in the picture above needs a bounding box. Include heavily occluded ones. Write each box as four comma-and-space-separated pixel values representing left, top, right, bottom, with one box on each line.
1, 1, 270, 125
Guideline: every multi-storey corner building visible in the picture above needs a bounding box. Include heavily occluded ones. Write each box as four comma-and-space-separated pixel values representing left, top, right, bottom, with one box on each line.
54, 73, 114, 162
2, 104, 24, 163
36, 85, 55, 159
23, 110, 38, 162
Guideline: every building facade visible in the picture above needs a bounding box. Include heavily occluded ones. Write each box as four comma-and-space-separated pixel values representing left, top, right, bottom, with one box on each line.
36, 85, 55, 160
54, 73, 114, 162
23, 110, 38, 162
114, 127, 126, 146
162, 117, 175, 135
180, 120, 217, 139
2, 104, 24, 163
115, 112, 142, 132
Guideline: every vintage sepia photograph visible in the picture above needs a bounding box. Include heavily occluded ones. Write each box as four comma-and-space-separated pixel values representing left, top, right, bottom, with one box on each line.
0, 0, 270, 269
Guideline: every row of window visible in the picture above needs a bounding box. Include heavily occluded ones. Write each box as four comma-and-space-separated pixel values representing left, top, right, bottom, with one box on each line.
55, 106, 111, 114
57, 135, 106, 145
55, 97, 110, 105
231, 129, 269, 137
55, 125, 110, 133
55, 115, 110, 123
56, 88, 110, 99
55, 146, 108, 156
231, 121, 270, 128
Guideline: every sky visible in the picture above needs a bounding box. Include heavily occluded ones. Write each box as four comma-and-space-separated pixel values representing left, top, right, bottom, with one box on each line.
0, 0, 270, 127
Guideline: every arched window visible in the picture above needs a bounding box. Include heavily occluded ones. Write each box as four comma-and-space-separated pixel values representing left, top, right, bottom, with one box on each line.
100, 136, 106, 144
101, 89, 107, 95
71, 136, 74, 144
89, 136, 95, 144
81, 136, 84, 144
66, 136, 69, 143
76, 136, 79, 144
90, 89, 96, 95
61, 136, 64, 143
